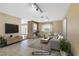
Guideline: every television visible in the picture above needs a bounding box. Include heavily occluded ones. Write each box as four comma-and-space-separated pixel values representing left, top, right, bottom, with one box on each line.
5, 23, 19, 33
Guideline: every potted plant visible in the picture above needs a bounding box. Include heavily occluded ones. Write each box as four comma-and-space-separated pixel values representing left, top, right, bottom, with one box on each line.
0, 36, 3, 44
0, 36, 7, 47
59, 38, 71, 56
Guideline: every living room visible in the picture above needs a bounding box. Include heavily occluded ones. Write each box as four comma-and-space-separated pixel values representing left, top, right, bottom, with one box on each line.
0, 3, 79, 56
0, 11, 64, 56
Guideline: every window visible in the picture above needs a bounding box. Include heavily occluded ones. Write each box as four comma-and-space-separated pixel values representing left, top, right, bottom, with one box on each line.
42, 24, 52, 33
33, 23, 37, 32
21, 24, 28, 35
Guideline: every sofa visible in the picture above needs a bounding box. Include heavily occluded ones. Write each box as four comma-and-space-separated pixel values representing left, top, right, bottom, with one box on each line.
50, 40, 60, 51
50, 34, 63, 51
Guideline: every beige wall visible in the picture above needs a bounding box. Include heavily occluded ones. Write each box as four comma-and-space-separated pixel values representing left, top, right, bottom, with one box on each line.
27, 21, 33, 39
66, 4, 79, 55
62, 19, 67, 39
38, 22, 42, 32
0, 12, 21, 37
52, 20, 62, 33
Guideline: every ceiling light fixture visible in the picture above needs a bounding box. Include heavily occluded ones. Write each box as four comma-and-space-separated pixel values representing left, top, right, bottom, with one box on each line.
31, 3, 43, 13
31, 3, 50, 21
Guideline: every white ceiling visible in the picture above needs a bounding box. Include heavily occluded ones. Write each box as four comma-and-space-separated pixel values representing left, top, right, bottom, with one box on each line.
0, 3, 70, 22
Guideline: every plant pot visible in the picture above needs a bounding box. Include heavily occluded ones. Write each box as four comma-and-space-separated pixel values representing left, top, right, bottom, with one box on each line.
60, 50, 68, 56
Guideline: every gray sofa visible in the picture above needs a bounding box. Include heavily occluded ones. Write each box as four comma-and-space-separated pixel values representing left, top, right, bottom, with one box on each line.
50, 40, 60, 51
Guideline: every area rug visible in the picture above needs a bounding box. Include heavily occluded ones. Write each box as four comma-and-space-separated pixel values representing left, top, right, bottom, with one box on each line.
29, 39, 51, 51
29, 39, 60, 56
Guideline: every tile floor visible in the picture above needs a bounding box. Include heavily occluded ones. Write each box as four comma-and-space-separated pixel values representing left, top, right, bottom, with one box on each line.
0, 39, 60, 56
